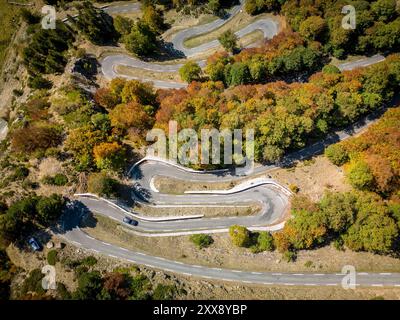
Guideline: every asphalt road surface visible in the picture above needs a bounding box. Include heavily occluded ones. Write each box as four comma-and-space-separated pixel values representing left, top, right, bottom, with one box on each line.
338, 54, 385, 71
56, 2, 395, 286
55, 205, 400, 288
98, 2, 385, 88
99, 0, 279, 87
56, 105, 397, 286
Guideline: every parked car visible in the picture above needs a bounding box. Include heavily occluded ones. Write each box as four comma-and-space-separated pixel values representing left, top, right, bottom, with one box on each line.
28, 237, 41, 251
123, 216, 139, 226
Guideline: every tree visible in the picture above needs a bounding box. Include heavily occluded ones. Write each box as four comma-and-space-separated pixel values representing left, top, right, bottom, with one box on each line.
73, 1, 117, 44
93, 142, 126, 171
299, 16, 326, 41
205, 52, 231, 82
190, 234, 214, 249
319, 192, 357, 233
73, 271, 103, 300
109, 102, 153, 132
245, 0, 258, 15
94, 88, 121, 110
253, 231, 274, 252
22, 23, 74, 75
120, 79, 157, 107
114, 16, 134, 38
208, 0, 220, 13
229, 225, 251, 247
218, 29, 238, 53
152, 284, 177, 300
245, 0, 280, 15
324, 144, 349, 166
36, 194, 65, 224
142, 3, 165, 34
179, 61, 202, 83
20, 8, 40, 24
87, 173, 118, 197
28, 76, 53, 90
344, 213, 398, 253
65, 125, 108, 171
226, 62, 251, 86
347, 160, 375, 191
262, 145, 284, 163
0, 197, 38, 243
371, 0, 397, 22
284, 209, 327, 250
47, 250, 58, 266
130, 274, 152, 300
102, 273, 131, 300
125, 21, 157, 56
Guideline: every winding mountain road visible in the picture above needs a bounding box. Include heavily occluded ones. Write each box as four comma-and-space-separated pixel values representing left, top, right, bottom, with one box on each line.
99, 1, 280, 87
55, 204, 400, 288
98, 2, 385, 89
54, 2, 396, 287
53, 104, 397, 287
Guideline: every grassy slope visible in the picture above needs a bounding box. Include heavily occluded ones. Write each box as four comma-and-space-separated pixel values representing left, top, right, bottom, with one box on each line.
0, 0, 26, 72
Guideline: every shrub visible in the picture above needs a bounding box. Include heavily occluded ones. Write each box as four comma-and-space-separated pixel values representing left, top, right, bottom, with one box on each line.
53, 174, 68, 186
283, 250, 297, 262
13, 89, 23, 97
47, 250, 58, 266
28, 76, 53, 90
42, 174, 68, 186
179, 61, 202, 83
325, 144, 349, 166
12, 166, 29, 180
152, 284, 177, 300
57, 282, 71, 300
304, 260, 313, 268
322, 65, 341, 74
81, 256, 97, 267
189, 234, 213, 249
218, 29, 238, 53
347, 160, 375, 190
229, 225, 251, 247
289, 184, 299, 193
255, 231, 275, 252
20, 269, 45, 297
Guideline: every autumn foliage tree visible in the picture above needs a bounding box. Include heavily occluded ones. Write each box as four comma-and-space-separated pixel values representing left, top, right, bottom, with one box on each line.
93, 142, 126, 171
11, 125, 62, 154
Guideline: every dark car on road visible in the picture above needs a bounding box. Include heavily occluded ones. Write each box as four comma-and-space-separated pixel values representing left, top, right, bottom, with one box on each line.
28, 237, 41, 251
123, 216, 139, 226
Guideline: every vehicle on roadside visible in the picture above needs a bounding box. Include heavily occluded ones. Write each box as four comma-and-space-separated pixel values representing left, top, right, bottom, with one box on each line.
123, 216, 139, 226
28, 237, 41, 251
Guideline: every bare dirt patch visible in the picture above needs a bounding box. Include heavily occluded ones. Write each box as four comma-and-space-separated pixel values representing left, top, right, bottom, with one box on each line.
269, 156, 351, 202
115, 65, 182, 83
154, 175, 236, 194
136, 203, 260, 218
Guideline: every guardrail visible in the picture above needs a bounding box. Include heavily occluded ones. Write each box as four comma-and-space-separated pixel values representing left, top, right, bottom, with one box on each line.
184, 177, 293, 197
